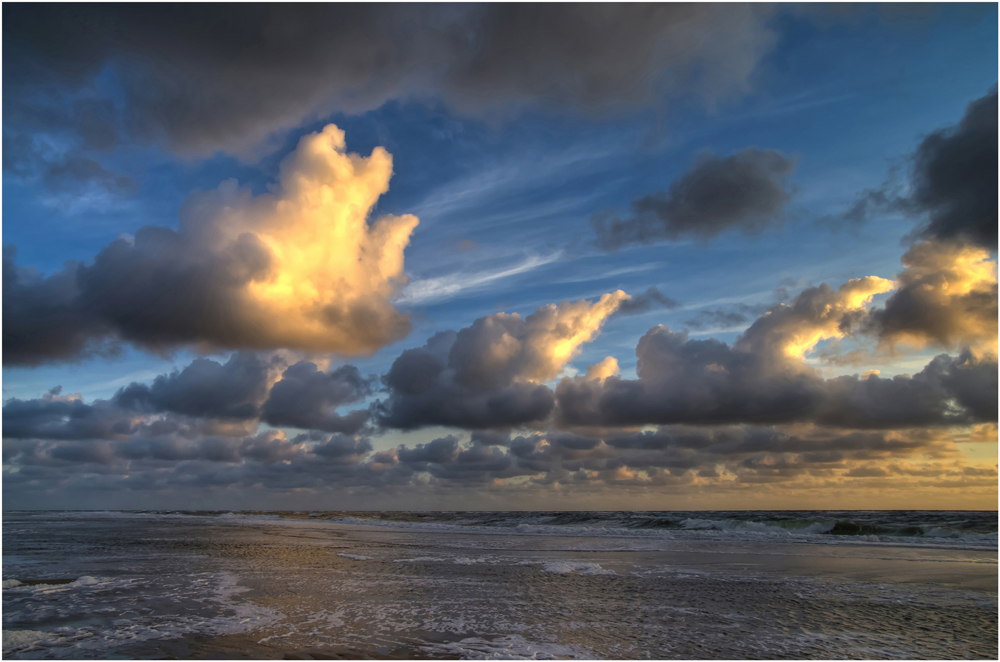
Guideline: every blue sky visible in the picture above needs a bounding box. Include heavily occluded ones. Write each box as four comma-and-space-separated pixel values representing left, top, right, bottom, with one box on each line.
6, 5, 995, 398
3, 4, 996, 509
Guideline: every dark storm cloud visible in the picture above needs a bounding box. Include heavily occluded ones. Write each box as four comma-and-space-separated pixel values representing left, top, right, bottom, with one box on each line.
910, 89, 998, 248
261, 362, 375, 434
615, 287, 680, 315
593, 149, 796, 249
6, 352, 377, 441
839, 89, 997, 249
117, 352, 275, 420
3, 4, 777, 157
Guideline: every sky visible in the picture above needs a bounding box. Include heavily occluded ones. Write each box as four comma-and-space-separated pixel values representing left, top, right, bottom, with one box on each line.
2, 3, 997, 511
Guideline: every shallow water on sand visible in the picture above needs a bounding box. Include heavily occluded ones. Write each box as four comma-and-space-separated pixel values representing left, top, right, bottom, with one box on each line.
2, 511, 997, 659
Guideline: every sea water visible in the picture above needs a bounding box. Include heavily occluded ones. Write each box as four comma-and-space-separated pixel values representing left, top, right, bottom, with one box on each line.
3, 510, 997, 658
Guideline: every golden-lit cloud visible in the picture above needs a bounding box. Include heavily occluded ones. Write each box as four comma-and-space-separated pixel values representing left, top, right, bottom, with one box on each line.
377, 292, 631, 430
585, 356, 621, 382
869, 239, 998, 358
3, 124, 420, 365
736, 276, 894, 366
518, 291, 630, 382
189, 124, 419, 355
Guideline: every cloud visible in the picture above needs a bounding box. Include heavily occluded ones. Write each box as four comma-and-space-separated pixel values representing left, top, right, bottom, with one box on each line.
615, 287, 680, 315
376, 292, 628, 429
2, 388, 138, 441
554, 278, 996, 430
585, 357, 621, 383
734, 276, 894, 364
399, 252, 561, 305
3, 5, 778, 158
116, 351, 277, 420
910, 89, 997, 248
865, 239, 997, 357
593, 148, 796, 249
4, 421, 989, 502
2, 100, 134, 207
2, 247, 120, 365
838, 89, 997, 249
683, 303, 768, 331
260, 362, 374, 434
3, 125, 418, 365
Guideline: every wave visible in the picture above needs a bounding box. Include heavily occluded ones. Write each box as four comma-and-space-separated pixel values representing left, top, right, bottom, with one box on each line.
307, 510, 997, 549
12, 509, 997, 549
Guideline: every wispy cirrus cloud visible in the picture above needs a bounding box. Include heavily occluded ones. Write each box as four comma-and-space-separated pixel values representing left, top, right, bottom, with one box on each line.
398, 252, 563, 305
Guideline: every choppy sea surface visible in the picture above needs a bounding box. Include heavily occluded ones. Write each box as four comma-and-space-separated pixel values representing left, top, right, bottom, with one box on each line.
3, 510, 997, 659
302, 509, 1000, 547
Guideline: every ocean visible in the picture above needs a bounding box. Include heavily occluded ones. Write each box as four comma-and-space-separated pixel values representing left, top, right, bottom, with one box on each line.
2, 510, 997, 659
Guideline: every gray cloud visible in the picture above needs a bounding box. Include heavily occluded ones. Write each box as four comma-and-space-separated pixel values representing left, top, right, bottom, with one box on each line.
2, 247, 120, 366
117, 351, 275, 420
375, 291, 628, 430
838, 89, 997, 249
3, 228, 270, 366
376, 329, 555, 430
3, 4, 777, 158
2, 408, 987, 505
261, 362, 374, 434
615, 287, 680, 315
555, 278, 997, 430
683, 303, 768, 330
593, 148, 796, 249
910, 89, 997, 248
2, 388, 137, 441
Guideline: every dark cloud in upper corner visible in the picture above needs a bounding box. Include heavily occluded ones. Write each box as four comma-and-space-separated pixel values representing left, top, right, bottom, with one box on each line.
2, 4, 779, 158
910, 88, 998, 249
592, 148, 796, 250
836, 88, 998, 249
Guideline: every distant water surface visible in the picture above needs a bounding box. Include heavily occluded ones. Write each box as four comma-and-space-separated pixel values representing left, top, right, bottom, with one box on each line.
3, 510, 997, 659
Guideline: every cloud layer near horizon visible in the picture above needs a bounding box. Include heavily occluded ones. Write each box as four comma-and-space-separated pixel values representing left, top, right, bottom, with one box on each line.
4, 248, 996, 503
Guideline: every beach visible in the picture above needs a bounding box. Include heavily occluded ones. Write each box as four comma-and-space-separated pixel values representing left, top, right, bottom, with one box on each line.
2, 511, 997, 659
